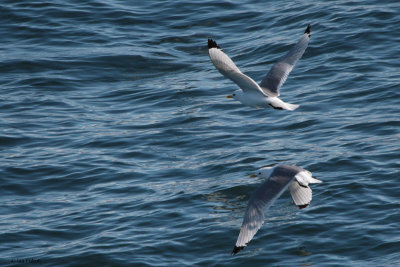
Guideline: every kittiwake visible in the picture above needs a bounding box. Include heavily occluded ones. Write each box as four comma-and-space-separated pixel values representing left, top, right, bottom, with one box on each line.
208, 25, 311, 110
232, 164, 322, 255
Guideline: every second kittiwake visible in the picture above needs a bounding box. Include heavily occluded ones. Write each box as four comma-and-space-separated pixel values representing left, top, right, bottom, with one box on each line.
232, 164, 322, 255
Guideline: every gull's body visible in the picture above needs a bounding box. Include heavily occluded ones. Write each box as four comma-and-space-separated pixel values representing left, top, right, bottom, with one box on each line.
208, 25, 311, 110
232, 164, 322, 255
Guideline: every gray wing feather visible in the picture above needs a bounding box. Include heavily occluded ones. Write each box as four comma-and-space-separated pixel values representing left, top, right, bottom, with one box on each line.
235, 172, 296, 249
235, 180, 279, 249
289, 181, 312, 209
260, 28, 310, 97
208, 44, 265, 95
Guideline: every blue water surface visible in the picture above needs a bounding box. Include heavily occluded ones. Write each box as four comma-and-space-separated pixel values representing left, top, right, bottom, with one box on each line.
1, 0, 399, 266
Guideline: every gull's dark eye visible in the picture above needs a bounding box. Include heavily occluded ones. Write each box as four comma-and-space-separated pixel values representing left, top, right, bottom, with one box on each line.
233, 94, 236, 96
258, 172, 261, 175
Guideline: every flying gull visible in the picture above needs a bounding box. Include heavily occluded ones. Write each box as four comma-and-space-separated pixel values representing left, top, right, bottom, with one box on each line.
208, 25, 311, 110
232, 164, 322, 255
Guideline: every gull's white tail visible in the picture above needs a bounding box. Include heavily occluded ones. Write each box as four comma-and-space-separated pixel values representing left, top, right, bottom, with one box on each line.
268, 97, 300, 111
283, 102, 300, 111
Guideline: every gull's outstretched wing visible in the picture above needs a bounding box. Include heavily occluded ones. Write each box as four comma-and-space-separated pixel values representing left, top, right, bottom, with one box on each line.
260, 25, 311, 97
232, 165, 301, 255
289, 181, 312, 209
289, 169, 322, 209
208, 39, 265, 96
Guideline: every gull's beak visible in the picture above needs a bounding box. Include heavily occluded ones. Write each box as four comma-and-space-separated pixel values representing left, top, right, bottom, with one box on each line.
226, 95, 233, 99
249, 174, 257, 178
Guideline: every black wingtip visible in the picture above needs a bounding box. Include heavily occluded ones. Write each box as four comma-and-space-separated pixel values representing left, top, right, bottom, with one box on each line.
297, 203, 309, 209
208, 39, 220, 49
232, 246, 244, 255
304, 24, 311, 35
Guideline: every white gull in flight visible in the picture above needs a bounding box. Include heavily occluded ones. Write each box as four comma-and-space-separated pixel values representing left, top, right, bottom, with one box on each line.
232, 164, 322, 255
208, 25, 311, 111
